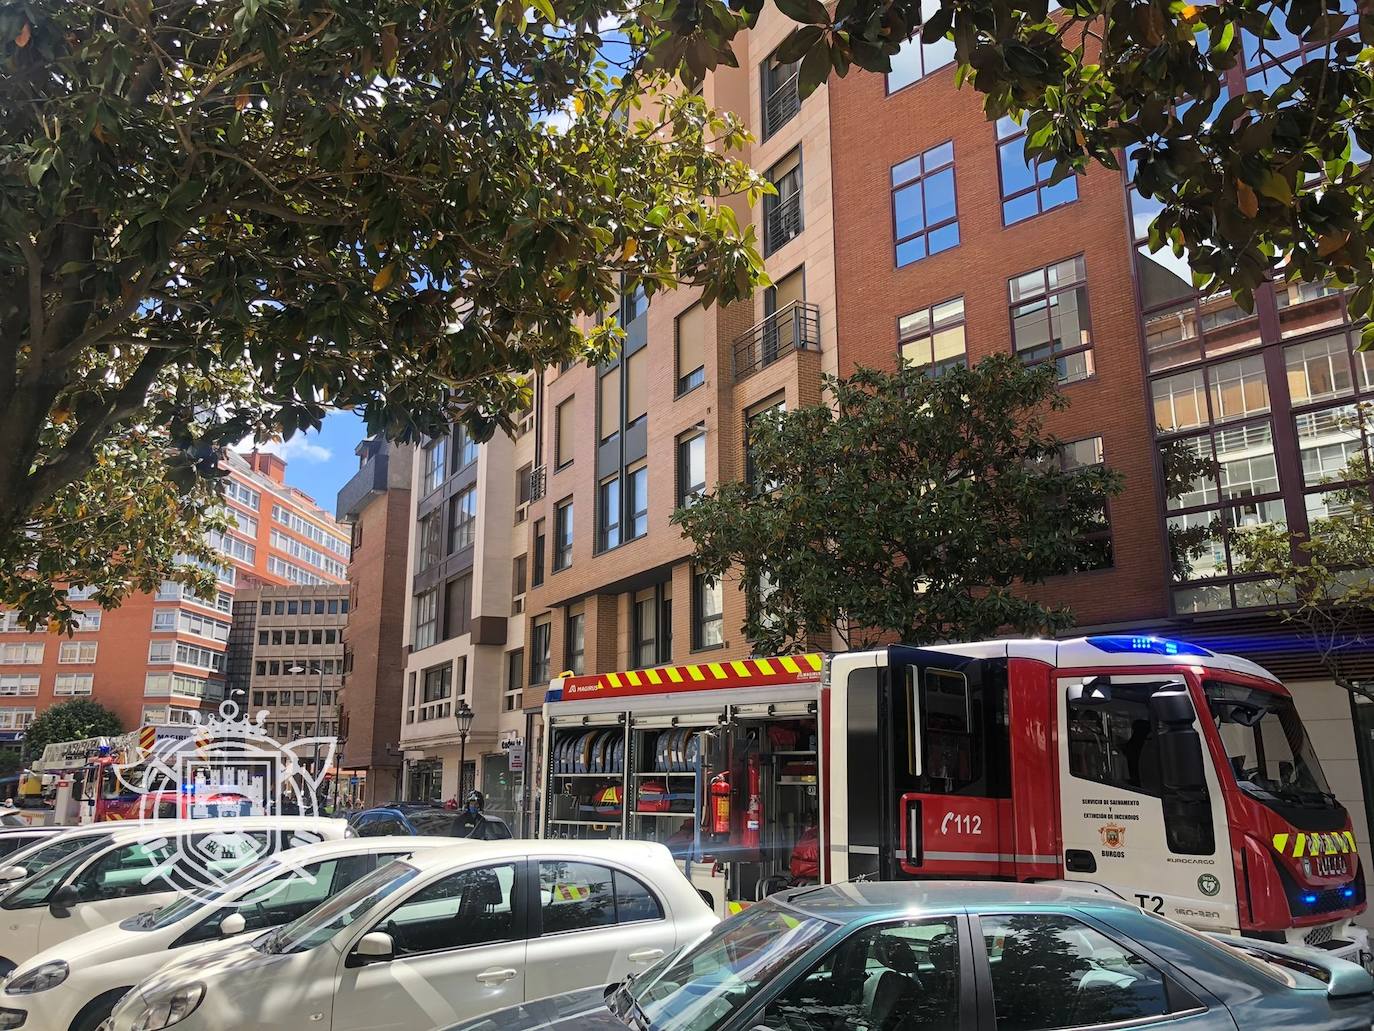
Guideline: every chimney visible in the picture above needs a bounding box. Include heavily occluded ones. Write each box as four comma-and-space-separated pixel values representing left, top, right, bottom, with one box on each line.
247, 449, 287, 484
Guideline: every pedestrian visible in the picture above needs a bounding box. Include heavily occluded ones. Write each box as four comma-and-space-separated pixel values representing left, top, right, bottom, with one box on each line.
453, 789, 511, 840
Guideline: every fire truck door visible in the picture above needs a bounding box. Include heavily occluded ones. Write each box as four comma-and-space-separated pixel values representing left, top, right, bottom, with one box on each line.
1056, 674, 1235, 931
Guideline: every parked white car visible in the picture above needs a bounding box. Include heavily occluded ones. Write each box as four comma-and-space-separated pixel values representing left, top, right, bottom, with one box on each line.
0, 828, 64, 862
0, 826, 121, 885
107, 840, 717, 1031
0, 816, 346, 973
0, 836, 470, 1031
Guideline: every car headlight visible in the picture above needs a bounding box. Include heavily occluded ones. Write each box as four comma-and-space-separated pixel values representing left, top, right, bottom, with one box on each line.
129, 983, 205, 1031
4, 959, 68, 995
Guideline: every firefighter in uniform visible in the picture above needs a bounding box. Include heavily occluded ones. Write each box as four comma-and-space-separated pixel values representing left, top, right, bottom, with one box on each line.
454, 789, 512, 840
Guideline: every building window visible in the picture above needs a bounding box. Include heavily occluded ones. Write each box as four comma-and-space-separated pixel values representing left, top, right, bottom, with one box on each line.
899, 297, 966, 375
1010, 256, 1094, 384
0, 709, 35, 730
416, 511, 441, 572
619, 280, 648, 325
633, 589, 669, 668
761, 48, 800, 139
886, 0, 955, 92
677, 426, 707, 508
763, 149, 803, 255
565, 608, 586, 676
0, 643, 43, 665
448, 487, 477, 553
423, 438, 447, 493
0, 675, 39, 696
745, 397, 785, 493
598, 365, 621, 444
598, 476, 622, 552
532, 519, 546, 588
531, 617, 551, 685
58, 641, 98, 664
891, 141, 958, 267
54, 673, 94, 696
453, 423, 479, 471
676, 304, 706, 396
626, 349, 648, 427
692, 571, 724, 651
505, 649, 524, 711
553, 498, 574, 571
997, 114, 1079, 224
71, 609, 101, 632
225, 479, 261, 511
555, 398, 575, 469
626, 462, 649, 540
442, 575, 472, 639
413, 589, 439, 650
1060, 436, 1114, 570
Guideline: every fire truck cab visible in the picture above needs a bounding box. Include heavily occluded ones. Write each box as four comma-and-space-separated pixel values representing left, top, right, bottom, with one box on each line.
538, 635, 1369, 965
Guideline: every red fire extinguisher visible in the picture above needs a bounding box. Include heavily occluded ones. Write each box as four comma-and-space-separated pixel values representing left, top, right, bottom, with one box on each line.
743, 754, 762, 850
709, 771, 731, 836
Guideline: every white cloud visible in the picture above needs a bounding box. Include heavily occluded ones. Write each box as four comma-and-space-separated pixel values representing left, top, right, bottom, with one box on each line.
235, 433, 333, 464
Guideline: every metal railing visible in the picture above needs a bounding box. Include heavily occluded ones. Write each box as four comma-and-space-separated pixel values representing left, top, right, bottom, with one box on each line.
733, 301, 821, 382
764, 190, 803, 254
529, 464, 547, 502
763, 74, 800, 138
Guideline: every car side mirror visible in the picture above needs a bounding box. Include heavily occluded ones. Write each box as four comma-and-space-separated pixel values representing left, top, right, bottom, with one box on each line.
49, 884, 79, 917
219, 912, 247, 937
348, 931, 394, 966
0, 865, 27, 883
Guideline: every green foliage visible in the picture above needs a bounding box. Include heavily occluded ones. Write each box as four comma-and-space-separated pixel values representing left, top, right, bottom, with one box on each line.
21, 699, 123, 764
673, 356, 1122, 651
0, 0, 768, 623
1232, 443, 1374, 698
652, 0, 1374, 335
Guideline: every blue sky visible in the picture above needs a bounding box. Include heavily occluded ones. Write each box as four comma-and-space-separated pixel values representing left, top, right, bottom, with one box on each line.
237, 410, 368, 515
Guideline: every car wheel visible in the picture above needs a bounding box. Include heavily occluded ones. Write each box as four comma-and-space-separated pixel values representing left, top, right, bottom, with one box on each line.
69, 988, 132, 1031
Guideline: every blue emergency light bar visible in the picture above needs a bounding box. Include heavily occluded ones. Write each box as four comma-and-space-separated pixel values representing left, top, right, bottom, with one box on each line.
1085, 635, 1213, 658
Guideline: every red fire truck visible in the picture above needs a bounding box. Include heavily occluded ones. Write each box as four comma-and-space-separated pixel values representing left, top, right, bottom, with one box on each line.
536, 635, 1369, 966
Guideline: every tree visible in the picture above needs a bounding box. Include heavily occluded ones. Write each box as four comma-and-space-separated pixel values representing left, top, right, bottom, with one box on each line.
21, 699, 123, 764
1, 0, 767, 625
1231, 442, 1374, 701
673, 356, 1122, 651
666, 0, 1374, 336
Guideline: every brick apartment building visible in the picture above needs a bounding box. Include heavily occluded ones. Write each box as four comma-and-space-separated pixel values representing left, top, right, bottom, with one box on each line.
0, 448, 348, 742
335, 437, 414, 806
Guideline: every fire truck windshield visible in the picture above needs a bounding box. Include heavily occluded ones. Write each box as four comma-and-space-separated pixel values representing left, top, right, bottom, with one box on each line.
1204, 681, 1340, 817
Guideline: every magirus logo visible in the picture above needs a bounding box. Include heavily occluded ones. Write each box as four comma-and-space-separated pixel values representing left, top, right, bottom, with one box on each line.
111, 701, 338, 905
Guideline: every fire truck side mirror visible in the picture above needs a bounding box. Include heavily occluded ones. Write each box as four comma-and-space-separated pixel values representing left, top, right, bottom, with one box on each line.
1150, 690, 1207, 792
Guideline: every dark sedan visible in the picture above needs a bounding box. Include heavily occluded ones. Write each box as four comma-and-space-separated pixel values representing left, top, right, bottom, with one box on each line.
347, 802, 511, 839
447, 881, 1373, 1031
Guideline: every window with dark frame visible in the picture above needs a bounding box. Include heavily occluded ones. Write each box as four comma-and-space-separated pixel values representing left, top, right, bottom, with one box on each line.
898, 297, 966, 376
413, 589, 438, 650
598, 475, 622, 552
555, 398, 575, 469
677, 426, 707, 507
452, 423, 479, 471
997, 114, 1079, 224
1009, 256, 1094, 384
763, 149, 803, 255
633, 593, 659, 668
505, 649, 523, 711
530, 618, 551, 685
598, 365, 621, 444
692, 570, 724, 650
886, 0, 956, 92
891, 141, 959, 267
565, 609, 585, 676
553, 498, 574, 571
1060, 436, 1114, 571
745, 397, 785, 493
423, 438, 447, 493
761, 49, 800, 139
532, 519, 546, 587
447, 487, 476, 553
626, 462, 648, 540
676, 304, 706, 395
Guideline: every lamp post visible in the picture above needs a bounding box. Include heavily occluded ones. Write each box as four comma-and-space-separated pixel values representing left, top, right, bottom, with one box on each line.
455, 702, 474, 800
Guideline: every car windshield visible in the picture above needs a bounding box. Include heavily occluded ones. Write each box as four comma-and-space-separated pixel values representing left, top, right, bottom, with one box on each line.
622, 902, 833, 1031
1205, 681, 1339, 811
408, 810, 461, 836
125, 857, 282, 931
259, 859, 418, 955
8, 831, 110, 873
1, 839, 107, 910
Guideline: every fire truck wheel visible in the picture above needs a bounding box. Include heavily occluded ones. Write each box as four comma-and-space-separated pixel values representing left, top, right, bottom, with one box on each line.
69, 987, 131, 1031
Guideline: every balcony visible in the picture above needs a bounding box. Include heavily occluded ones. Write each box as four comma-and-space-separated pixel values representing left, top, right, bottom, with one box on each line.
763, 72, 800, 139
733, 301, 821, 382
336, 452, 388, 522
764, 190, 802, 255
529, 464, 547, 502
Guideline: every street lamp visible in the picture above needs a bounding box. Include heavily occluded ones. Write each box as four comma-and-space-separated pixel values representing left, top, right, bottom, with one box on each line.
455, 702, 474, 799
287, 662, 328, 775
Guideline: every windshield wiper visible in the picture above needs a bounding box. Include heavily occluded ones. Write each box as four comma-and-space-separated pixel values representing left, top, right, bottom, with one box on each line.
612, 983, 651, 1031
135, 909, 161, 929
257, 928, 284, 954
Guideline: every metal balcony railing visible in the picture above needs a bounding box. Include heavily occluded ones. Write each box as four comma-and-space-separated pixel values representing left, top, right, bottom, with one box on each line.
763, 74, 800, 138
733, 301, 821, 382
529, 464, 547, 502
764, 190, 803, 254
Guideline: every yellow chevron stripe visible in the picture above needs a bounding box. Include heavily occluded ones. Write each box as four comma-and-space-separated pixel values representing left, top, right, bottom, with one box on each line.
707, 663, 727, 680
666, 666, 684, 683
1272, 833, 1289, 855
1295, 834, 1308, 858
626, 671, 642, 687
805, 654, 822, 671
1346, 831, 1358, 853
687, 665, 706, 682
607, 672, 623, 689
754, 658, 775, 676
730, 661, 750, 678
645, 668, 662, 685
780, 656, 800, 674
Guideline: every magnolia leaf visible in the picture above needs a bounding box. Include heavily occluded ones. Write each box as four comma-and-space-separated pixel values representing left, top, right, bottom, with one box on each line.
15, 22, 30, 46
371, 263, 397, 292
